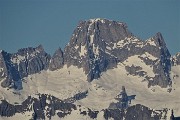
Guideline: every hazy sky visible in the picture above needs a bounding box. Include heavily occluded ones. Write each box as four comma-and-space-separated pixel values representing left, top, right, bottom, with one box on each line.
0, 0, 179, 55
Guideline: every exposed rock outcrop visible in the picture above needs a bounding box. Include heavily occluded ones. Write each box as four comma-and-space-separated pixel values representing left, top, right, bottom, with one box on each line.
62, 18, 172, 87
49, 48, 64, 71
0, 45, 51, 89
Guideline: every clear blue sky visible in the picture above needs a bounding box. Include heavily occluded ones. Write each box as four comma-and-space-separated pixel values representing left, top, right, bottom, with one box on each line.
0, 0, 179, 55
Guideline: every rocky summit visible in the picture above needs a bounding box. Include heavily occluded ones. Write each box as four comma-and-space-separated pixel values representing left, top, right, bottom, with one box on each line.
0, 18, 180, 120
62, 18, 171, 88
0, 18, 173, 89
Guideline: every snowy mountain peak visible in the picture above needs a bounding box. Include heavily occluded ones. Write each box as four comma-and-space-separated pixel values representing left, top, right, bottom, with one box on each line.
89, 18, 106, 23
0, 19, 175, 89
61, 19, 173, 87
88, 18, 124, 25
63, 18, 134, 81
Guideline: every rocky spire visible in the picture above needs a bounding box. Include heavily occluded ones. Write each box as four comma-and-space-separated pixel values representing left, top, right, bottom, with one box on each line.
49, 48, 64, 71
144, 33, 172, 88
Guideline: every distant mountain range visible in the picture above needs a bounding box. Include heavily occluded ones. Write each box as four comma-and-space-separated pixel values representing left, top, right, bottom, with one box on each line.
0, 18, 180, 120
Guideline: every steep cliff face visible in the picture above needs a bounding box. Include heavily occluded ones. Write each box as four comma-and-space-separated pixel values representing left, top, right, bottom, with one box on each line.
0, 45, 51, 89
143, 32, 171, 87
63, 18, 132, 81
49, 48, 64, 71
0, 50, 18, 89
60, 18, 171, 87
14, 45, 51, 77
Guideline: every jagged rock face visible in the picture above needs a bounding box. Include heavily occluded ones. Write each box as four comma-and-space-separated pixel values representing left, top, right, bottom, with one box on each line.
49, 48, 64, 71
0, 45, 51, 89
121, 33, 171, 88
0, 51, 9, 82
15, 45, 51, 77
144, 33, 171, 87
0, 18, 173, 88
64, 18, 133, 81
0, 50, 22, 89
62, 18, 171, 87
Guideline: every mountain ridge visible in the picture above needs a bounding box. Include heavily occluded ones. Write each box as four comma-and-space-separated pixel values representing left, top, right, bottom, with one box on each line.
0, 18, 178, 90
0, 18, 180, 120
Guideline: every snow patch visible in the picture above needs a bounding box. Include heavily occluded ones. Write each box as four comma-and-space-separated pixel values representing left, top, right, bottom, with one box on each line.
11, 55, 25, 64
74, 45, 79, 49
92, 44, 99, 56
140, 52, 158, 61
79, 45, 87, 57
113, 43, 117, 49
146, 38, 156, 46
123, 55, 155, 77
117, 40, 126, 48
90, 35, 94, 44
106, 46, 112, 50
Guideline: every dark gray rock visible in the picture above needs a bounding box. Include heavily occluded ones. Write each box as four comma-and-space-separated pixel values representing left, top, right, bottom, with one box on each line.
17, 45, 51, 77
0, 51, 11, 87
64, 90, 88, 103
104, 104, 164, 120
125, 104, 161, 120
109, 86, 136, 109
104, 109, 126, 120
0, 45, 51, 89
144, 33, 171, 88
61, 18, 172, 88
125, 65, 145, 77
0, 50, 22, 89
49, 48, 64, 71
63, 18, 132, 81
87, 108, 99, 119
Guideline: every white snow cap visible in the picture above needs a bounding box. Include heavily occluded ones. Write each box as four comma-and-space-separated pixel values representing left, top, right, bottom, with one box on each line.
89, 18, 105, 23
88, 18, 123, 25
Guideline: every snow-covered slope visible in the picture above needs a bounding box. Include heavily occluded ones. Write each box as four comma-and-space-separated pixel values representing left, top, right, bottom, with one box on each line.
0, 64, 179, 119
